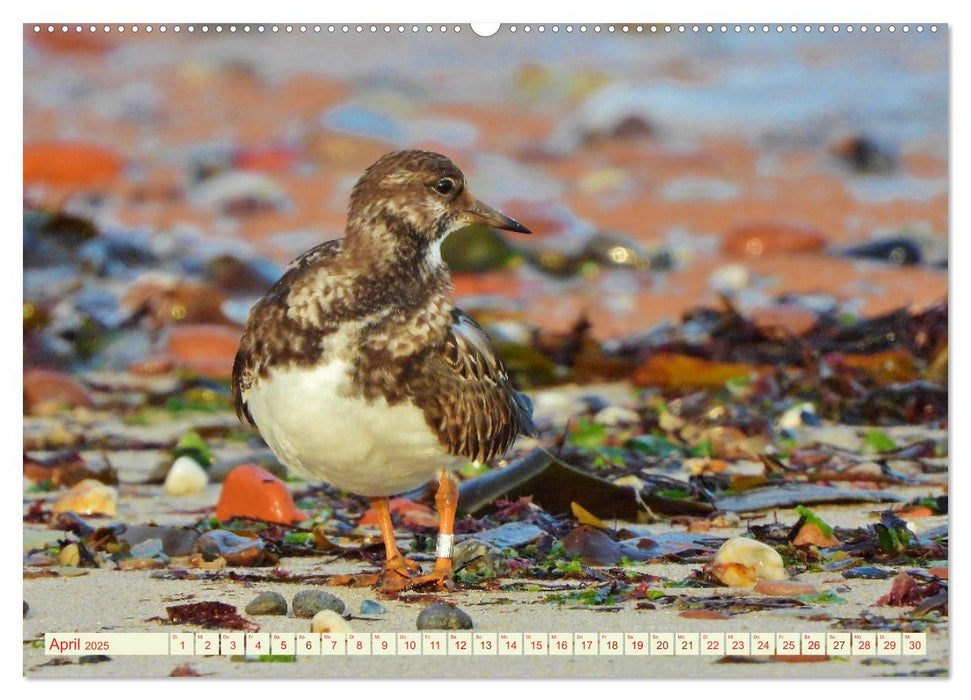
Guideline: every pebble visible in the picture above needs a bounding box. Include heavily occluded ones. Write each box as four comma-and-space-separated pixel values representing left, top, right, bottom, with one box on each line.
842, 237, 921, 266
360, 599, 387, 616
196, 530, 266, 566
165, 324, 240, 379
310, 610, 352, 634
78, 655, 112, 664
128, 538, 164, 559
452, 539, 509, 575
724, 222, 827, 257
215, 464, 308, 526
51, 479, 118, 517
185, 554, 226, 571
24, 552, 57, 567
843, 566, 893, 580
753, 580, 817, 597
23, 368, 94, 415
416, 602, 474, 630
791, 522, 840, 548
709, 537, 788, 587
292, 590, 346, 619
164, 456, 210, 496
58, 543, 81, 567
24, 601, 29, 618
474, 521, 546, 549
24, 141, 123, 188
245, 592, 288, 615
592, 406, 640, 426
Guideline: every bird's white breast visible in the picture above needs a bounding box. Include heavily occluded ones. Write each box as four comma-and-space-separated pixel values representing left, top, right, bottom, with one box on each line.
243, 359, 462, 496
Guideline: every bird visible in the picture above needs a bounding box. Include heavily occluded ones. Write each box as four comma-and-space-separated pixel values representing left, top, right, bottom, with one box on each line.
232, 150, 537, 590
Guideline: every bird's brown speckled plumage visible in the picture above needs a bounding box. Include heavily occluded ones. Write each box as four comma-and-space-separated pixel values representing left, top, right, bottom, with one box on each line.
232, 150, 536, 465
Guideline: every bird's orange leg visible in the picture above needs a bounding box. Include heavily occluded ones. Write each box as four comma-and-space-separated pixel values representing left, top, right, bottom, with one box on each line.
371, 497, 422, 589
411, 472, 458, 590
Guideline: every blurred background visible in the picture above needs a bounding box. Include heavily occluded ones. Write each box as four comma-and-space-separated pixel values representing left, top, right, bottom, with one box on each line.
23, 25, 947, 385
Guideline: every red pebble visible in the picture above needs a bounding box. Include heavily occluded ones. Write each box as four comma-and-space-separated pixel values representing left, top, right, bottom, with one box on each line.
724, 222, 828, 257
215, 464, 307, 525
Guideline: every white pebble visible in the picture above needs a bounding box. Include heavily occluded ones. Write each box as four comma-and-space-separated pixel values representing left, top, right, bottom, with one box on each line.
709, 536, 788, 587
593, 406, 640, 426
164, 456, 209, 496
311, 609, 352, 634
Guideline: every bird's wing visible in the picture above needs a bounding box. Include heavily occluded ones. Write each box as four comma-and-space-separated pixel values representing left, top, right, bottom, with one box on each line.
232, 239, 342, 427
411, 308, 537, 463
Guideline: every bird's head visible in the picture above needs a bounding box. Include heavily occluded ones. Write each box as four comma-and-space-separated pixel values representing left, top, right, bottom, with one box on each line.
346, 150, 530, 261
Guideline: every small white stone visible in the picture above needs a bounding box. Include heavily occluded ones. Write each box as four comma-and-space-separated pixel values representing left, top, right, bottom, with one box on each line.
310, 609, 352, 634
164, 456, 209, 496
593, 406, 640, 426
710, 536, 788, 587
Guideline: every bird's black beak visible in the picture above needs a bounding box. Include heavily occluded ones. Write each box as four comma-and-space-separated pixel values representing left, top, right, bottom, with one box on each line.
464, 199, 531, 234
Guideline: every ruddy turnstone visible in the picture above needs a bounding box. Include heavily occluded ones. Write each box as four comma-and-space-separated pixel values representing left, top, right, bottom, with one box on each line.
232, 150, 537, 589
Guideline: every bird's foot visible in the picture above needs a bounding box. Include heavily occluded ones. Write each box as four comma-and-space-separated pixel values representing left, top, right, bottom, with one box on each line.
407, 561, 454, 592
378, 555, 424, 591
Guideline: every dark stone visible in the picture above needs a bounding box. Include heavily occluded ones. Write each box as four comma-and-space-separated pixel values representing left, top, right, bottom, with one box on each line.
842, 238, 922, 266
416, 602, 473, 630
292, 590, 346, 619
79, 655, 112, 664
843, 566, 893, 580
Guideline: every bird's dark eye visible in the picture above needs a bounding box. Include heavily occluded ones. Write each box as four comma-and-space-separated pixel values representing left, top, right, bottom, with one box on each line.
433, 178, 455, 195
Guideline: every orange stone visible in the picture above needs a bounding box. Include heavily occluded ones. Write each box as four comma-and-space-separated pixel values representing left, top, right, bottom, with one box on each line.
23, 368, 94, 414
724, 222, 828, 257
791, 522, 840, 548
215, 464, 307, 525
679, 609, 731, 620
753, 580, 817, 597
165, 324, 241, 379
24, 142, 123, 189
895, 506, 936, 519
633, 352, 771, 389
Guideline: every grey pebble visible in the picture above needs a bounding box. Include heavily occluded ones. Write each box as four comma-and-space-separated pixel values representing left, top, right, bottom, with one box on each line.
452, 539, 508, 575
292, 589, 346, 618
129, 538, 164, 559
245, 591, 288, 615
360, 599, 387, 615
416, 602, 473, 630
23, 600, 28, 618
